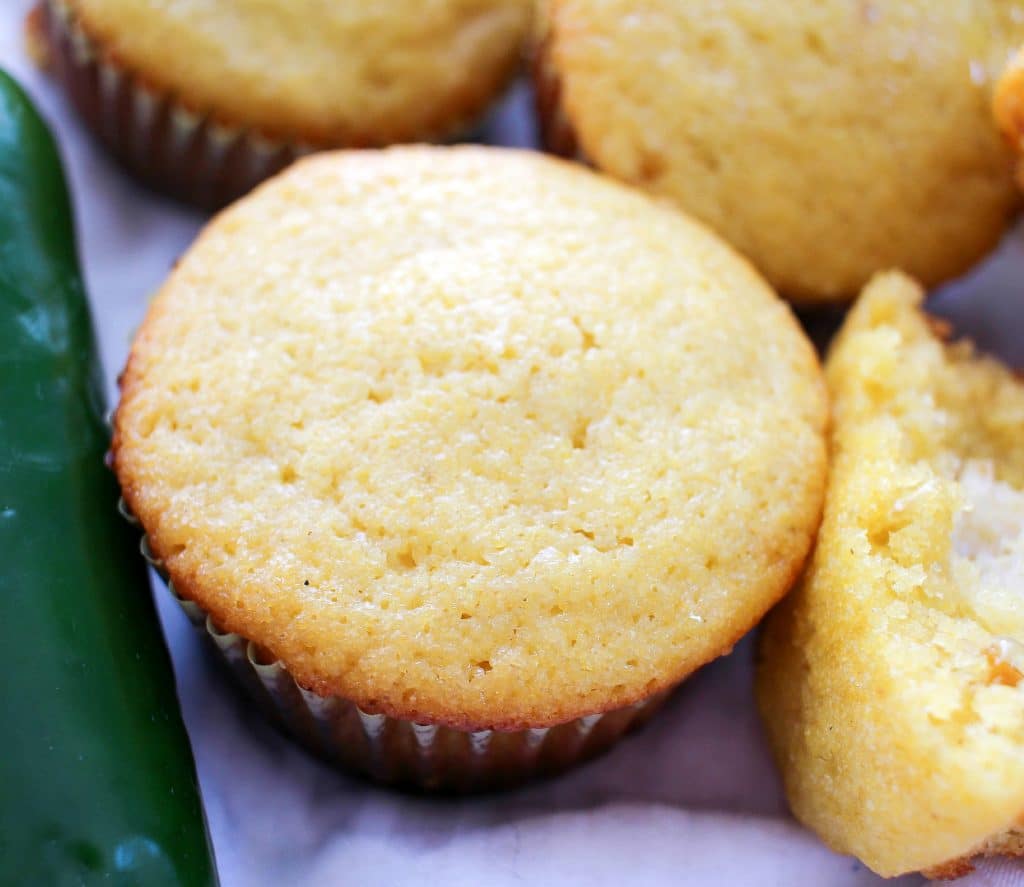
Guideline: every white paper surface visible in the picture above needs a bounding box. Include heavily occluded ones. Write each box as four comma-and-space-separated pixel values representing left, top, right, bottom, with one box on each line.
3, 4, 1022, 884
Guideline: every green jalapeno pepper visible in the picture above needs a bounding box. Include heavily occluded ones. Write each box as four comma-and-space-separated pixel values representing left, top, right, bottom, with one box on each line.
0, 68, 218, 886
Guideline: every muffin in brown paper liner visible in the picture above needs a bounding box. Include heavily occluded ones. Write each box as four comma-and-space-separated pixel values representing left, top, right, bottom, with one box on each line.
107, 147, 827, 794
32, 0, 532, 210
33, 0, 312, 210
533, 2, 1024, 306
119, 498, 670, 792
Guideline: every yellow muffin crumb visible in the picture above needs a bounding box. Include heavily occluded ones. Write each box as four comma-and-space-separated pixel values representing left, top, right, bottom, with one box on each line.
544, 1, 1024, 303
113, 146, 827, 730
64, 0, 532, 144
757, 272, 1024, 877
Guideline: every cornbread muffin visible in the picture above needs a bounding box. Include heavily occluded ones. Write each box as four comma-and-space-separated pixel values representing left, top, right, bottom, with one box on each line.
996, 46, 1024, 185
38, 0, 531, 206
112, 146, 827, 789
539, 1, 1024, 303
757, 272, 1024, 876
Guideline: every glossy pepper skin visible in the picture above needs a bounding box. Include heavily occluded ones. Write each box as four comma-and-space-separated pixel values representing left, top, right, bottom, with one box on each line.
0, 70, 218, 886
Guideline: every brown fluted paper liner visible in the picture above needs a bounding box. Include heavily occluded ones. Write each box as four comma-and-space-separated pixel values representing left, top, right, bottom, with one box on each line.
38, 0, 314, 209
120, 498, 671, 792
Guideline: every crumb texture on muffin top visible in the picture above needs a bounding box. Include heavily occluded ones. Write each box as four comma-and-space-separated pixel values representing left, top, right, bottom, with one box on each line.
114, 146, 826, 729
63, 0, 532, 144
757, 272, 1024, 877
546, 0, 1024, 302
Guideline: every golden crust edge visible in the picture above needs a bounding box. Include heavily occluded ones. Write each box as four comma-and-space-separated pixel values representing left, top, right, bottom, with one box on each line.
923, 826, 1024, 881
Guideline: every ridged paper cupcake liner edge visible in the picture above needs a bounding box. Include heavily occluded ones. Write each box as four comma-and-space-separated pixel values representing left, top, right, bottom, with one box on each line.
38, 0, 520, 209
39, 0, 314, 209
118, 496, 672, 792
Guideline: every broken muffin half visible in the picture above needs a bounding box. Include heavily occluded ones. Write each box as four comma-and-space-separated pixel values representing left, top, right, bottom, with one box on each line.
758, 271, 1024, 878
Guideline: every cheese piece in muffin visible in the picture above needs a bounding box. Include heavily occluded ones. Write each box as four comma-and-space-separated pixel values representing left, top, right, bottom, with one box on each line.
113, 147, 827, 742
40, 0, 532, 205
757, 272, 1024, 877
540, 1, 1024, 303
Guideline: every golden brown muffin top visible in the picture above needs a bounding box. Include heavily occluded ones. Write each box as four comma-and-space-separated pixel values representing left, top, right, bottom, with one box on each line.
62, 0, 532, 144
544, 0, 1024, 303
114, 146, 827, 729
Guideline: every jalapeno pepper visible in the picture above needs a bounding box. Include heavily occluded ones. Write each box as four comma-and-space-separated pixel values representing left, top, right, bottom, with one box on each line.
0, 69, 218, 886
